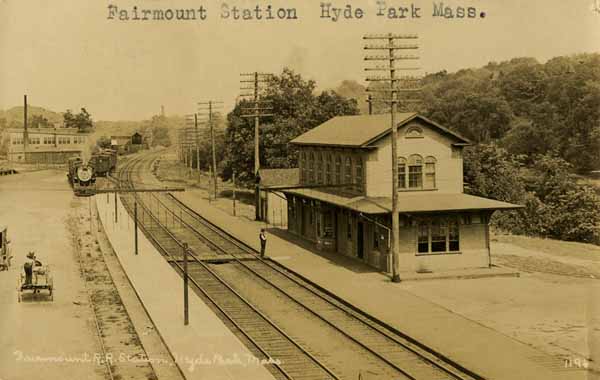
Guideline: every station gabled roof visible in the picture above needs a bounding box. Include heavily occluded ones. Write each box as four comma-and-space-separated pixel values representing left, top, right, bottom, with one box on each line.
282, 189, 522, 215
290, 113, 471, 148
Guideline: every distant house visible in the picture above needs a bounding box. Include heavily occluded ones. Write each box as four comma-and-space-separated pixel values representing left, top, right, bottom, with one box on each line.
259, 168, 299, 227
110, 135, 132, 155
131, 132, 143, 145
6, 127, 90, 164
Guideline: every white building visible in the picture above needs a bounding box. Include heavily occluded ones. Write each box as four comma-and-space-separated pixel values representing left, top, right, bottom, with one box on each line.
6, 127, 90, 163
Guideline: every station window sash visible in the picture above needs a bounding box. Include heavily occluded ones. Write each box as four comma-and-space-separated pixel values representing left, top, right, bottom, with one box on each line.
355, 157, 363, 193
308, 152, 315, 184
335, 156, 342, 184
345, 156, 352, 190
325, 154, 332, 184
408, 155, 423, 189
300, 152, 307, 183
417, 217, 460, 254
316, 153, 323, 184
398, 157, 407, 189
424, 156, 436, 189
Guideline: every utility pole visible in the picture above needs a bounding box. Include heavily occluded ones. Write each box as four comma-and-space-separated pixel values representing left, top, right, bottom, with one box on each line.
232, 171, 236, 216
23, 95, 29, 163
198, 100, 223, 200
183, 242, 189, 326
240, 72, 274, 221
364, 33, 421, 283
185, 114, 201, 184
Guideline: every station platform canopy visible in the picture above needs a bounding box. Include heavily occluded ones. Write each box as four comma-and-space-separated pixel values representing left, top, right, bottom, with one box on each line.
281, 188, 522, 215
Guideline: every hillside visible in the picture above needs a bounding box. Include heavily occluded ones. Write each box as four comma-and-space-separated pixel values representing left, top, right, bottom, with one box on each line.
0, 106, 63, 127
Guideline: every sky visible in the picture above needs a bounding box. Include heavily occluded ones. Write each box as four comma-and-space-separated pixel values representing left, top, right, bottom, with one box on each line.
1, 0, 599, 121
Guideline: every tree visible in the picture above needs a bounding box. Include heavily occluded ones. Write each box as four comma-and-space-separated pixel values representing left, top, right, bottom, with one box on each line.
30, 114, 51, 128
143, 115, 173, 147
64, 108, 93, 132
222, 67, 359, 184
463, 143, 526, 203
96, 135, 112, 149
423, 75, 513, 143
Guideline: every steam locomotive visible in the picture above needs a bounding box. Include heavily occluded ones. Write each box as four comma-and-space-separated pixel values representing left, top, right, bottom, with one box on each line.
67, 157, 96, 196
67, 149, 118, 196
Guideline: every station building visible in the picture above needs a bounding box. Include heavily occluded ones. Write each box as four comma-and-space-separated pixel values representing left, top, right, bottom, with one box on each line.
6, 127, 90, 163
281, 113, 521, 273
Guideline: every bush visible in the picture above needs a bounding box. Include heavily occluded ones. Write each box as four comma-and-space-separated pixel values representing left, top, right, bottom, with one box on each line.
465, 146, 600, 244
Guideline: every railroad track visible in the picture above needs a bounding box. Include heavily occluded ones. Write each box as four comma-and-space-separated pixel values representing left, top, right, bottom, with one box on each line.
115, 152, 485, 380
117, 153, 337, 380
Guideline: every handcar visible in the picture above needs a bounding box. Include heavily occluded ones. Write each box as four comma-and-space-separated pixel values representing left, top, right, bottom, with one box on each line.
18, 256, 53, 302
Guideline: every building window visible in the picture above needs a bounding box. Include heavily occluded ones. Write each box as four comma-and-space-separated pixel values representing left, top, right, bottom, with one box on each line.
405, 125, 424, 138
345, 156, 352, 189
408, 154, 423, 189
449, 220, 460, 251
300, 152, 307, 183
417, 217, 460, 254
430, 219, 447, 252
316, 152, 323, 184
355, 157, 363, 193
398, 157, 407, 189
425, 156, 436, 189
335, 156, 342, 184
325, 154, 332, 185
308, 152, 314, 184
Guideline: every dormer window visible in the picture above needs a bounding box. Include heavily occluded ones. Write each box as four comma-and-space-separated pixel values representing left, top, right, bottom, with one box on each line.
405, 125, 424, 139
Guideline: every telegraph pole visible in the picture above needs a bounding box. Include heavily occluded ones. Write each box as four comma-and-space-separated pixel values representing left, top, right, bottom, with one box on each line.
240, 72, 273, 221
185, 114, 201, 183
364, 33, 421, 283
23, 95, 29, 163
198, 101, 223, 200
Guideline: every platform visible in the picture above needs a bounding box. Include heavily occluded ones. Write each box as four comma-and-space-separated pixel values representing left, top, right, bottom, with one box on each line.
96, 194, 275, 380
173, 189, 588, 380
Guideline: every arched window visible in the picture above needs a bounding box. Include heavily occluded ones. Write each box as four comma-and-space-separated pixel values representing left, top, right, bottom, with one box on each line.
345, 156, 352, 189
405, 125, 424, 138
335, 155, 342, 184
325, 154, 332, 185
355, 157, 363, 193
308, 151, 315, 183
425, 156, 437, 189
408, 154, 423, 189
397, 157, 407, 189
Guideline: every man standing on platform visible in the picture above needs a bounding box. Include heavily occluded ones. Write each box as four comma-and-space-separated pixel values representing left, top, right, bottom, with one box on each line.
259, 229, 267, 258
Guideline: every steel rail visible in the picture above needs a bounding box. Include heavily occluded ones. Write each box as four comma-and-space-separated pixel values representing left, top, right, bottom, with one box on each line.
160, 195, 455, 380
117, 155, 339, 380
165, 192, 483, 380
